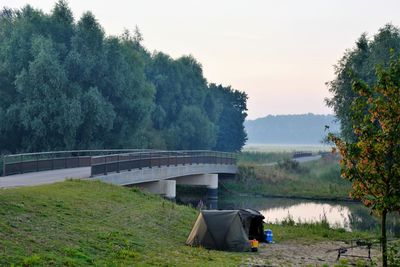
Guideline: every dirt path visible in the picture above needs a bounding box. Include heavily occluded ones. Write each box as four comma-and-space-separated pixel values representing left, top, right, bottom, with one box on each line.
244, 241, 381, 267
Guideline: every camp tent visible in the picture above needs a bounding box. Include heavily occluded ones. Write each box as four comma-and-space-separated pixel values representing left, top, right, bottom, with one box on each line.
186, 209, 265, 252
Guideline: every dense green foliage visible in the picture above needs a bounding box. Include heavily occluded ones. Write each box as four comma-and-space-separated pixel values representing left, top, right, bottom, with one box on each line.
326, 24, 400, 142
0, 1, 247, 153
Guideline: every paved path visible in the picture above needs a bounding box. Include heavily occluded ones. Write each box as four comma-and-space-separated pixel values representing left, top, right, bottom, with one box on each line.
263, 155, 322, 166
0, 167, 91, 188
293, 155, 321, 163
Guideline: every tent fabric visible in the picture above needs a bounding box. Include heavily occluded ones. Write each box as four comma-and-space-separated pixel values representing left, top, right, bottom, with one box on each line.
238, 209, 265, 241
186, 209, 265, 252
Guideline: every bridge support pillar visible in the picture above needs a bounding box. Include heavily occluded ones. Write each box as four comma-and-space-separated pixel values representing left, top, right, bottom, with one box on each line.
175, 174, 218, 209
205, 174, 218, 209
138, 180, 176, 200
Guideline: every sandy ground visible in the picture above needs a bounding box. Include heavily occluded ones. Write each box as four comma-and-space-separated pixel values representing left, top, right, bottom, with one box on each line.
244, 241, 381, 267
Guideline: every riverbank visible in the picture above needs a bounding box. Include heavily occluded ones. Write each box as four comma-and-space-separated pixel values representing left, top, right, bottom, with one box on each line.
225, 152, 352, 200
0, 179, 382, 266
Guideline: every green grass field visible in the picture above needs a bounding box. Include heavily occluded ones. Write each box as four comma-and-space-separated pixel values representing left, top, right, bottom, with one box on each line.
0, 180, 244, 266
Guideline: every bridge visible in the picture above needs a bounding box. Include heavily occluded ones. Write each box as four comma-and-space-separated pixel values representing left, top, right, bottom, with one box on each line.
1, 150, 237, 203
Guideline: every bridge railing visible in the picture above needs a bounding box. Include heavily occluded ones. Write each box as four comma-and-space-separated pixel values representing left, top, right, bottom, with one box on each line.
2, 149, 152, 176
90, 151, 236, 176
292, 151, 313, 158
2, 150, 236, 177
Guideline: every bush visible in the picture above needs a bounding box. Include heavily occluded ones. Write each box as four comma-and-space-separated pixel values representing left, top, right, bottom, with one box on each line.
278, 158, 307, 173
388, 240, 400, 266
236, 164, 256, 182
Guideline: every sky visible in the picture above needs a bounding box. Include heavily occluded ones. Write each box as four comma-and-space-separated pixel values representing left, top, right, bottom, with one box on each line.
3, 0, 400, 119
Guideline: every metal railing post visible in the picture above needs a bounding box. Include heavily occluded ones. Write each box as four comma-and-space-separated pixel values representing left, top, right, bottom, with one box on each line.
149, 152, 152, 168
117, 154, 120, 173
2, 156, 5, 176
20, 155, 23, 174
104, 156, 107, 175
139, 152, 142, 170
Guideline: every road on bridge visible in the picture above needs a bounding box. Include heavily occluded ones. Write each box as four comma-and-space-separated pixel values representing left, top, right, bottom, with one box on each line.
0, 167, 90, 188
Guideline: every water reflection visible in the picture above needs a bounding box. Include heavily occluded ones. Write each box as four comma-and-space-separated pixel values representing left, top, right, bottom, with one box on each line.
219, 195, 399, 236
176, 186, 400, 236
260, 202, 352, 230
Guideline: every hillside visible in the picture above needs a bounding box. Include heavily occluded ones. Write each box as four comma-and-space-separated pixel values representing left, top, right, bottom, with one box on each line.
0, 180, 243, 266
245, 113, 340, 145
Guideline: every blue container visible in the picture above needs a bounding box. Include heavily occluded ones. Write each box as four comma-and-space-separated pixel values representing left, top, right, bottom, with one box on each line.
265, 229, 273, 243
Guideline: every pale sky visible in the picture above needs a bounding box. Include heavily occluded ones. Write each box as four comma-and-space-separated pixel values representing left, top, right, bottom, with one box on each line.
3, 0, 400, 119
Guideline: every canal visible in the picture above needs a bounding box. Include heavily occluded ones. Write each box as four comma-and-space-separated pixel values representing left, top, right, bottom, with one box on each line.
176, 186, 400, 236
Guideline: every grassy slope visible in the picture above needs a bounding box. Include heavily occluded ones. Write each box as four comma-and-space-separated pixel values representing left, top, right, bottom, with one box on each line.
0, 180, 244, 266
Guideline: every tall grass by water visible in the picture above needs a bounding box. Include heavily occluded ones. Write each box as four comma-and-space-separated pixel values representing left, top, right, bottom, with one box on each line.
224, 151, 351, 199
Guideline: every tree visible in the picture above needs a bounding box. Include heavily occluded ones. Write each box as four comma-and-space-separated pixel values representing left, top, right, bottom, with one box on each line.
167, 106, 217, 150
15, 36, 82, 151
210, 84, 248, 152
326, 24, 400, 142
328, 55, 400, 267
0, 1, 248, 153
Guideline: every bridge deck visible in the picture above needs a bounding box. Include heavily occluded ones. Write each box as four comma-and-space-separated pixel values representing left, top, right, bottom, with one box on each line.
0, 167, 91, 188
1, 150, 237, 189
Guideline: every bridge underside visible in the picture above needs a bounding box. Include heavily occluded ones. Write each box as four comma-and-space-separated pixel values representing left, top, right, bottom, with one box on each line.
93, 163, 236, 185
93, 163, 237, 201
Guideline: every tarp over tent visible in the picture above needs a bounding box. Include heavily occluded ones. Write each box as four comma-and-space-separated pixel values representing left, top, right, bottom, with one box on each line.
186, 209, 265, 252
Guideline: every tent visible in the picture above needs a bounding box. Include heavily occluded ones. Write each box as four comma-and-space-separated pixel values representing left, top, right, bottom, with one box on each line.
238, 209, 265, 241
186, 209, 265, 252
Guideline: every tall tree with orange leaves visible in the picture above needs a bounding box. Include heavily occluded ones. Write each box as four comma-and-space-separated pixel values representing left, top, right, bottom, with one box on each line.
329, 53, 400, 267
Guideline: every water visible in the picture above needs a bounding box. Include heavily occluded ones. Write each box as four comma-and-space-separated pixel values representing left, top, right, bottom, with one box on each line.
177, 189, 400, 236
263, 202, 352, 230
218, 195, 399, 236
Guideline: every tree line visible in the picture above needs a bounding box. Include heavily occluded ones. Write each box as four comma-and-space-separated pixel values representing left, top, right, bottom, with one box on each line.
0, 1, 247, 153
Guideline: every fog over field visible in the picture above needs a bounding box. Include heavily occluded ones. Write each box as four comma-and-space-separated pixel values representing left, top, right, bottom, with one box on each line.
245, 113, 340, 145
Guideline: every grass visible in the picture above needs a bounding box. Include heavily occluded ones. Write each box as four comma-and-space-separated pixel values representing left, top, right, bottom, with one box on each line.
237, 151, 290, 164
266, 215, 373, 243
0, 180, 245, 266
223, 152, 351, 199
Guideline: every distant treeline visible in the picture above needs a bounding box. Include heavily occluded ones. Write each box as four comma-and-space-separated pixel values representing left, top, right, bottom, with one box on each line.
245, 114, 340, 145
0, 1, 247, 153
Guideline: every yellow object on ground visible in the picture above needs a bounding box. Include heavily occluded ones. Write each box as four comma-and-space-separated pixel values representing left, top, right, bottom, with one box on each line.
250, 239, 259, 252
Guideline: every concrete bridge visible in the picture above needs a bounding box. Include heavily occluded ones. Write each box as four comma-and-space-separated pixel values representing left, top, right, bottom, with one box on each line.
1, 150, 237, 202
